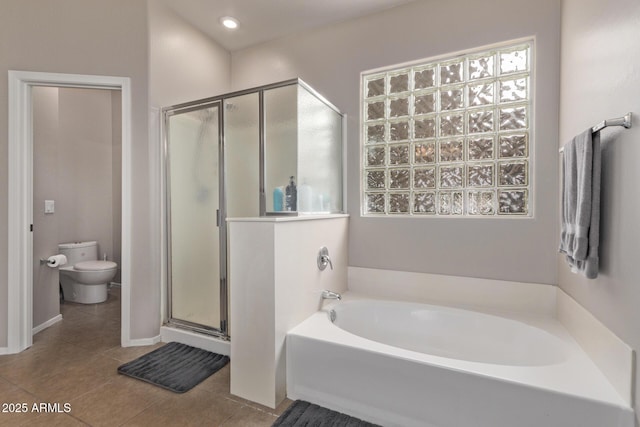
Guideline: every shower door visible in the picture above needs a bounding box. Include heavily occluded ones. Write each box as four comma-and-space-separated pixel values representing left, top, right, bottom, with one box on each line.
165, 101, 227, 336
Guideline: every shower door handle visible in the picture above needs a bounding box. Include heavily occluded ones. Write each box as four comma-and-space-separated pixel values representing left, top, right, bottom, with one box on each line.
216, 209, 220, 227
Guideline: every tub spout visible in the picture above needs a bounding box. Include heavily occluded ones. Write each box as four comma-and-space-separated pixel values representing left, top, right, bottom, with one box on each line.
322, 290, 341, 301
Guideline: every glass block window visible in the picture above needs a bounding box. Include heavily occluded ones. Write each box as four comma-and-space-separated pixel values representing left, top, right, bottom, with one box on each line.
362, 41, 532, 216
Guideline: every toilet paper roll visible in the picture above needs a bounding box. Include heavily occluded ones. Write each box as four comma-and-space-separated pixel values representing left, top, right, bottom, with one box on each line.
47, 254, 67, 268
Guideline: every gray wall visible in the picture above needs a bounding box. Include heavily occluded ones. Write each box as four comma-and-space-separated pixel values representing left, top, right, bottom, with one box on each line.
0, 0, 152, 344
56, 88, 118, 260
558, 0, 640, 420
231, 0, 562, 284
32, 87, 61, 329
112, 91, 123, 283
148, 0, 231, 108
32, 87, 121, 328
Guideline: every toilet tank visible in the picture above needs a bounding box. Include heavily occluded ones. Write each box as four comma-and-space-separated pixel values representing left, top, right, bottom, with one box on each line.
58, 241, 98, 266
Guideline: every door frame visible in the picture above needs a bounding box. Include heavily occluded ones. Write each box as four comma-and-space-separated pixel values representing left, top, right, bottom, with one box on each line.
7, 70, 133, 353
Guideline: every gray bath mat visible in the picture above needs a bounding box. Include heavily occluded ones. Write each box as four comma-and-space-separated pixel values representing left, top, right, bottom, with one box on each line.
117, 341, 229, 393
272, 400, 380, 427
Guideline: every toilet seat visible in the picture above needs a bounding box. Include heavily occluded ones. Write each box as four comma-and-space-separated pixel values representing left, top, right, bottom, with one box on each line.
74, 260, 117, 272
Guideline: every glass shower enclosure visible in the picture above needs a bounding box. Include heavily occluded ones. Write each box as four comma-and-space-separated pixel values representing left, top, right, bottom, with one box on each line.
163, 79, 343, 339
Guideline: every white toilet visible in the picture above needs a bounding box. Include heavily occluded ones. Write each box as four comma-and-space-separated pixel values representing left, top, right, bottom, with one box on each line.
59, 241, 117, 304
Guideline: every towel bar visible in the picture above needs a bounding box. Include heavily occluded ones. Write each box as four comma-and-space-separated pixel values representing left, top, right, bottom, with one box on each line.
559, 112, 632, 153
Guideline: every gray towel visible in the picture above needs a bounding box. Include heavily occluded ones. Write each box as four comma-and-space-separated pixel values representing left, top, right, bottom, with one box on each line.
559, 129, 601, 279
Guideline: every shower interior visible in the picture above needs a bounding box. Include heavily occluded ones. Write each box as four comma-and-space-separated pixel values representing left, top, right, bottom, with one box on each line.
163, 79, 344, 339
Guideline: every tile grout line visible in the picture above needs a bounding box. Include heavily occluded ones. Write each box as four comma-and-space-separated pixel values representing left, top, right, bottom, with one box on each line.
114, 397, 173, 427
222, 395, 281, 417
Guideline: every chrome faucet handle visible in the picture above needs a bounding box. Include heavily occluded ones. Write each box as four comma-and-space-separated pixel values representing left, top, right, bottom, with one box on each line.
317, 246, 333, 271
323, 255, 333, 270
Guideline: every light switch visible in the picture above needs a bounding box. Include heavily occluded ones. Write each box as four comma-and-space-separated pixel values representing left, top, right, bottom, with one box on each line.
44, 200, 55, 214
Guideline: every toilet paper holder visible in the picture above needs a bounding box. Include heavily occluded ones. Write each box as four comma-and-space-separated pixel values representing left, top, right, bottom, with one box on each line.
40, 254, 67, 267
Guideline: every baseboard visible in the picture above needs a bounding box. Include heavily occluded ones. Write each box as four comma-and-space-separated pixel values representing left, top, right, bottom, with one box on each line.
0, 347, 10, 355
161, 326, 230, 355
32, 314, 63, 335
123, 335, 162, 347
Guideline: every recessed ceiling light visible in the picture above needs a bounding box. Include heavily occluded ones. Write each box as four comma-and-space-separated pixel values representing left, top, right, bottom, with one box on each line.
220, 16, 239, 30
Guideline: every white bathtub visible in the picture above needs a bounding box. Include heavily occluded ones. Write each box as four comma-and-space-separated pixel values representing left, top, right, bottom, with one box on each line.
286, 296, 634, 427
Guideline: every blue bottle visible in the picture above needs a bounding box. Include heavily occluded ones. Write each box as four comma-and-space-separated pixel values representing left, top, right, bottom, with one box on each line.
273, 187, 283, 212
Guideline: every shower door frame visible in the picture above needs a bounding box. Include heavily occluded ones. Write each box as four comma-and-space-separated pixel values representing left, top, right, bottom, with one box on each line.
163, 100, 228, 339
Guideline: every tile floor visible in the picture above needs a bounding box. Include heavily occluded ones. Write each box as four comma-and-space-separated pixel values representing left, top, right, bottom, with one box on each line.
0, 287, 291, 426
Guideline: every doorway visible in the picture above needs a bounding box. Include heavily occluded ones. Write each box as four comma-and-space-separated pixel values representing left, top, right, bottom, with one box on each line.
32, 86, 122, 335
7, 71, 133, 353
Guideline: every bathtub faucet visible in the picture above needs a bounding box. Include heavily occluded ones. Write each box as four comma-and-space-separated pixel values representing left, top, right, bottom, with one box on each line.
322, 290, 341, 301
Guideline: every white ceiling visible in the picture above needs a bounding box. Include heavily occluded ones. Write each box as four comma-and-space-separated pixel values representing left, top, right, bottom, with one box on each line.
161, 0, 416, 51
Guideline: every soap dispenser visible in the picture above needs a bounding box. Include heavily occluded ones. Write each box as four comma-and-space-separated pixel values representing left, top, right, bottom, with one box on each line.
285, 176, 297, 211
